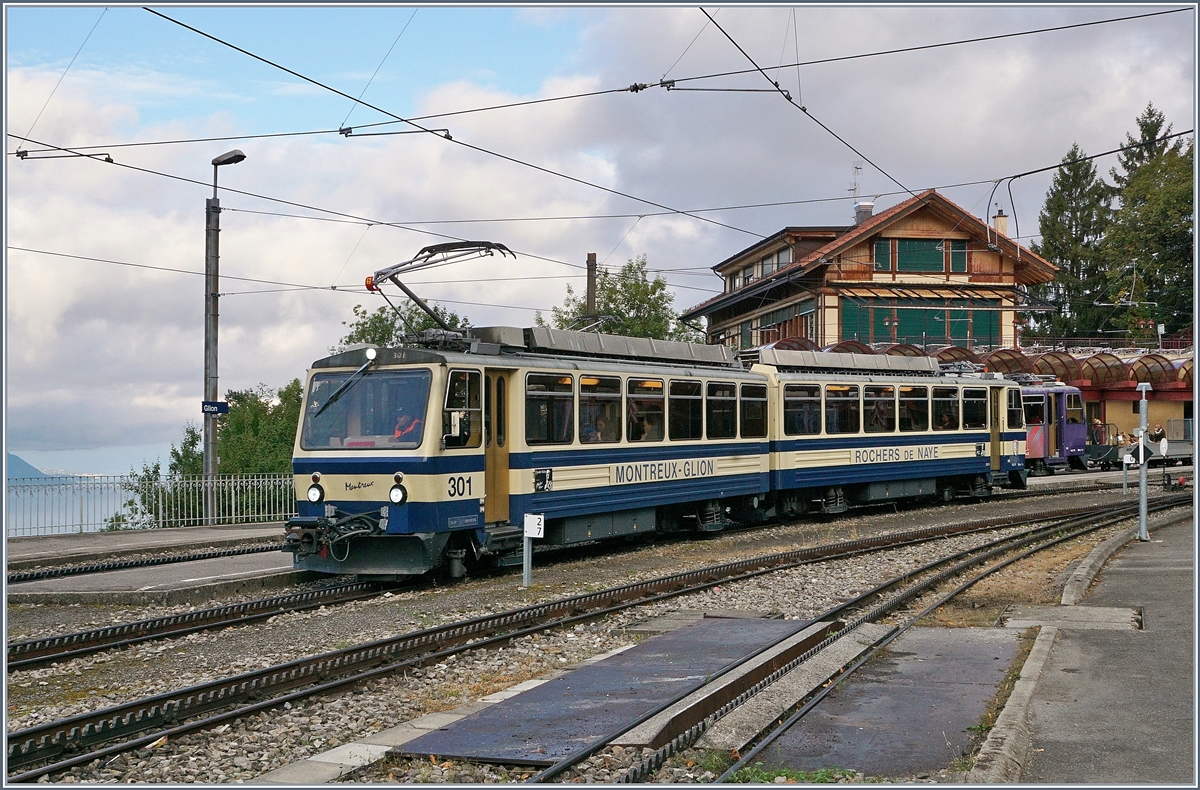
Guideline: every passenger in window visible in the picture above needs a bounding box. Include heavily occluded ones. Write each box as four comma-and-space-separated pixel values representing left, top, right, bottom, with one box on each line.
936, 411, 953, 431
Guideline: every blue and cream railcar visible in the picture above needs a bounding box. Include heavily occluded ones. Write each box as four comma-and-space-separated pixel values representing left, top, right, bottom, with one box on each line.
284, 327, 1028, 578
751, 348, 1027, 511
284, 327, 773, 577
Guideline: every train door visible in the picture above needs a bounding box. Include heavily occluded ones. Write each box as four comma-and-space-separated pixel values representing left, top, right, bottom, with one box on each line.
1048, 392, 1062, 461
989, 387, 1002, 471
484, 370, 513, 524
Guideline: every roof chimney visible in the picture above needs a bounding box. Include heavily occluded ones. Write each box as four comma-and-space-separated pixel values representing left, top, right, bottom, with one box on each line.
854, 200, 875, 225
992, 208, 1008, 237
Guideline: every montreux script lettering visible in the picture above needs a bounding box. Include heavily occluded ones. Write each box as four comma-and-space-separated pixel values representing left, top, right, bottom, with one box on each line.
852, 445, 940, 464
614, 459, 716, 484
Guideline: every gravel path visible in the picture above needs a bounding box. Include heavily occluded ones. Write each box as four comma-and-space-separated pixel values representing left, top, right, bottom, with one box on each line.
6, 490, 1152, 783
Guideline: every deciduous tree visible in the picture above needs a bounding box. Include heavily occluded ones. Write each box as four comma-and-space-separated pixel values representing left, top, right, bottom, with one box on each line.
541, 255, 703, 342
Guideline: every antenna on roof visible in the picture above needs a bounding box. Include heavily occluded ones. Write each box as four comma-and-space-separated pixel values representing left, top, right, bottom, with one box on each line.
849, 161, 863, 198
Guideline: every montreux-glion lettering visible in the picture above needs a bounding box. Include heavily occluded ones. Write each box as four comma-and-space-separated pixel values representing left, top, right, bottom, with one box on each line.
852, 445, 941, 464
614, 459, 716, 484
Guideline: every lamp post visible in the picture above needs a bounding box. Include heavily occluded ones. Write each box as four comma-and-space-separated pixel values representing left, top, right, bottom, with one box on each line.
204, 149, 246, 524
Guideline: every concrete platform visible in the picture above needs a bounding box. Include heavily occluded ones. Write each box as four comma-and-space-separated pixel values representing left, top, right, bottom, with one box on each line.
6, 551, 308, 606
1019, 517, 1195, 784
6, 521, 286, 570
755, 626, 1021, 778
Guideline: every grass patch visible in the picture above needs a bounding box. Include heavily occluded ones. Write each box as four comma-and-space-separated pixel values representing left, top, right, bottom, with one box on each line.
728, 763, 857, 783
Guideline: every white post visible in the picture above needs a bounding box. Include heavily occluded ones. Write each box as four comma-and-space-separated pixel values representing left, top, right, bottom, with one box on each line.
1137, 383, 1152, 541
522, 513, 544, 587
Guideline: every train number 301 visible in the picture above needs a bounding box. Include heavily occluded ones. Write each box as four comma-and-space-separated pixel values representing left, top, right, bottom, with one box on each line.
447, 475, 474, 498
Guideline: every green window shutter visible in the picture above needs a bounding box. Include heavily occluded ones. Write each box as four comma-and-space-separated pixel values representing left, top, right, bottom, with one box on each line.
740, 321, 752, 348
874, 239, 890, 270
896, 239, 943, 272
950, 240, 967, 272
841, 301, 866, 341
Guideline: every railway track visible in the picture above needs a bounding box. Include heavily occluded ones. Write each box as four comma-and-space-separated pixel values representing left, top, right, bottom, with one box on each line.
7, 495, 1185, 783
5, 483, 1147, 671
591, 495, 1192, 784
5, 581, 386, 672
6, 542, 285, 585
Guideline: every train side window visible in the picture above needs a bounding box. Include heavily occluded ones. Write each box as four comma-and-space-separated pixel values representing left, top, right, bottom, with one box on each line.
932, 387, 960, 431
669, 380, 703, 440
1023, 395, 1045, 426
484, 376, 493, 448
825, 384, 860, 434
899, 386, 928, 432
784, 384, 821, 436
526, 373, 574, 445
962, 388, 988, 429
580, 375, 621, 443
1006, 388, 1023, 429
706, 381, 737, 439
1066, 392, 1084, 423
864, 385, 896, 433
740, 383, 768, 438
628, 378, 665, 442
496, 377, 507, 447
444, 369, 483, 448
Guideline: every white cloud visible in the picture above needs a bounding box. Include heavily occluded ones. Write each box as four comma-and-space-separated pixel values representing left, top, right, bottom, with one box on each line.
4, 6, 1193, 473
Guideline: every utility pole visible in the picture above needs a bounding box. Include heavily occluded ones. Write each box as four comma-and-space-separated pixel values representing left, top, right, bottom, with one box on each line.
204, 150, 246, 525
1137, 382, 1152, 541
585, 252, 597, 329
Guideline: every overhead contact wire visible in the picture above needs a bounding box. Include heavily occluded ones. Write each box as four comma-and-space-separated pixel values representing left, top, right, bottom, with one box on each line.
700, 7, 915, 197
143, 7, 766, 240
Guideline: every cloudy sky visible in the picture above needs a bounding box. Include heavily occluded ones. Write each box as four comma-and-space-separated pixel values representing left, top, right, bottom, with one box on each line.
5, 4, 1194, 475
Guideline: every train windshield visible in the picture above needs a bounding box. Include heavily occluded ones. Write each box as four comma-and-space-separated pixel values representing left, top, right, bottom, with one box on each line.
301, 369, 432, 450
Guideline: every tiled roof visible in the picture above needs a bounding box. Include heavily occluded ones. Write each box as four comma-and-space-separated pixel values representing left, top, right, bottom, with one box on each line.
680, 189, 1056, 320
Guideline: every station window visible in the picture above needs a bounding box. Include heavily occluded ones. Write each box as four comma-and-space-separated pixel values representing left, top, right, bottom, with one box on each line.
784, 384, 821, 436
962, 388, 988, 429
627, 378, 665, 442
899, 386, 929, 432
1006, 388, 1023, 429
932, 387, 960, 431
825, 384, 860, 435
526, 373, 574, 445
864, 385, 896, 433
669, 380, 703, 441
444, 369, 483, 448
740, 384, 768, 438
706, 382, 737, 439
579, 375, 621, 443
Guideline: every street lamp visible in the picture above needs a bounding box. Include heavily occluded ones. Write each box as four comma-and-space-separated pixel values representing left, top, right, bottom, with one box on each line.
204, 149, 246, 524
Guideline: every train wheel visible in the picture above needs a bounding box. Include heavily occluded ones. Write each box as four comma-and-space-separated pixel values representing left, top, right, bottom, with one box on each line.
938, 482, 955, 503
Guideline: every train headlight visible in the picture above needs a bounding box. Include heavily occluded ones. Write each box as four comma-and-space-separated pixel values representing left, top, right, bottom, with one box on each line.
389, 484, 408, 505
307, 484, 325, 503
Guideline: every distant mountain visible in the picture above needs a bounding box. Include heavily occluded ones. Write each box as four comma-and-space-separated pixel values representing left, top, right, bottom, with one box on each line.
7, 453, 51, 480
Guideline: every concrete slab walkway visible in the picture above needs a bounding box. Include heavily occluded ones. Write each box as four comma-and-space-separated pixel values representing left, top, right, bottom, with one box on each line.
1020, 518, 1194, 784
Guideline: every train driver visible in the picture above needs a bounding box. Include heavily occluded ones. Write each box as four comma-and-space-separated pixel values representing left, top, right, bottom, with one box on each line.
394, 412, 423, 442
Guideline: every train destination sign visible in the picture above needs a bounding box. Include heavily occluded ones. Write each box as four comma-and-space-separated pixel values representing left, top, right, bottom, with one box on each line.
852, 445, 941, 464
202, 401, 230, 414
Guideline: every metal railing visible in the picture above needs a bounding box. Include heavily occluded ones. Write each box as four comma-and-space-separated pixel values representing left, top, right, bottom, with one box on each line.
1168, 419, 1194, 442
5, 474, 296, 537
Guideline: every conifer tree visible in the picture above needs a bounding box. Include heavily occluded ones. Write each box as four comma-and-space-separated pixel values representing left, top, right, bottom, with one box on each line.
1029, 143, 1112, 337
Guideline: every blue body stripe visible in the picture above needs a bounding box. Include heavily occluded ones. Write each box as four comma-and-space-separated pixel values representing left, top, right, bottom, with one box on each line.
294, 455, 483, 475
509, 441, 768, 469
770, 457, 988, 489
767, 432, 1018, 453
297, 498, 481, 534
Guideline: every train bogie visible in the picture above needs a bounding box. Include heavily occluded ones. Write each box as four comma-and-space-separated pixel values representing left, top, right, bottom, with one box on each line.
284, 328, 1028, 578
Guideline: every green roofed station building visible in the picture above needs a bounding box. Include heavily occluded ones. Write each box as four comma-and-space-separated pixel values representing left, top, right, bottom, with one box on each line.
680, 189, 1059, 352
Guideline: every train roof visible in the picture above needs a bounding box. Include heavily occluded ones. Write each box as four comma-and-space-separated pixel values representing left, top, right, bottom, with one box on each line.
311, 327, 1022, 386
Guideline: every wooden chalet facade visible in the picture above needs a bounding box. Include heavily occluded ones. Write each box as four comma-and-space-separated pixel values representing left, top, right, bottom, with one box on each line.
681, 190, 1058, 351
